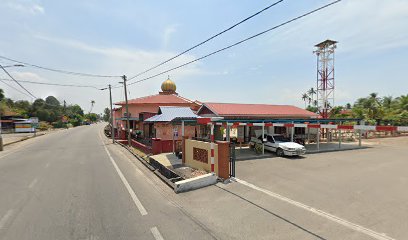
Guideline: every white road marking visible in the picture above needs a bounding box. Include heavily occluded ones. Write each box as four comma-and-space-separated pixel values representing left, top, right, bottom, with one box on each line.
100, 134, 148, 216
150, 226, 164, 240
236, 178, 395, 240
28, 178, 38, 189
0, 209, 14, 230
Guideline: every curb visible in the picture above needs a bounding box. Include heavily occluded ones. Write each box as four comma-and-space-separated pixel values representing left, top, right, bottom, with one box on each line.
3, 133, 46, 147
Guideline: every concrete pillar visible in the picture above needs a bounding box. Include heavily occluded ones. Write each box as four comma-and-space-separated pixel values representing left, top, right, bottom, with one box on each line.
291, 121, 294, 142
210, 124, 215, 173
226, 123, 230, 142
307, 127, 310, 144
182, 136, 188, 164
358, 130, 362, 147
245, 125, 250, 142
317, 128, 320, 152
262, 122, 265, 155
338, 129, 342, 149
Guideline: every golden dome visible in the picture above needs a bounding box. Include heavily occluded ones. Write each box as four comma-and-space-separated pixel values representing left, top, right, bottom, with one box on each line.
161, 77, 177, 93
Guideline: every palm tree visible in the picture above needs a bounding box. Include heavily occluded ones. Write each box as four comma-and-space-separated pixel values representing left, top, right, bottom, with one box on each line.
397, 94, 408, 111
307, 88, 317, 103
301, 93, 308, 108
89, 100, 95, 113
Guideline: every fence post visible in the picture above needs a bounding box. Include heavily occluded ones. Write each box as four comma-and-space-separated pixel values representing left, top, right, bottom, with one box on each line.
338, 129, 342, 149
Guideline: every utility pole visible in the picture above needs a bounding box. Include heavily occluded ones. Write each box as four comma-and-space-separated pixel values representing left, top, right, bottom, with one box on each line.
122, 75, 132, 147
0, 64, 25, 151
108, 84, 115, 144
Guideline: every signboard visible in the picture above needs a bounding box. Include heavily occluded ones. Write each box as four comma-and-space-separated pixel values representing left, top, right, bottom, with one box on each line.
62, 116, 68, 123
173, 129, 179, 137
30, 117, 39, 128
15, 123, 35, 133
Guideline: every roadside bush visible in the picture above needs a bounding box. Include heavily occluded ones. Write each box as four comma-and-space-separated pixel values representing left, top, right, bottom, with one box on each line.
52, 121, 64, 128
38, 121, 53, 131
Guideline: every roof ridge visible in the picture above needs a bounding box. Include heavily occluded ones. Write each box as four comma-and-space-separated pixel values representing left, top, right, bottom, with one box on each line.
206, 102, 295, 107
175, 94, 194, 103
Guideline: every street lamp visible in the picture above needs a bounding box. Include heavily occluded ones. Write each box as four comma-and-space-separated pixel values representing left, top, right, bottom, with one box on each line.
99, 85, 115, 144
0, 63, 25, 151
1, 64, 25, 68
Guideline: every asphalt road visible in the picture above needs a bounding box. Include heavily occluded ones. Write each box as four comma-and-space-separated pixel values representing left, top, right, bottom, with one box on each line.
0, 124, 215, 240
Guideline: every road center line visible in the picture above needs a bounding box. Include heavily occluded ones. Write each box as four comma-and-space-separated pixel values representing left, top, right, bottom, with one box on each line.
100, 134, 148, 216
235, 178, 395, 240
150, 226, 164, 240
0, 209, 14, 230
28, 178, 38, 189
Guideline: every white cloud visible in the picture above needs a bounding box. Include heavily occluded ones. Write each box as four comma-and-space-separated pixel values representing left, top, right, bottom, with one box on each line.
163, 24, 178, 48
265, 0, 408, 55
6, 1, 44, 15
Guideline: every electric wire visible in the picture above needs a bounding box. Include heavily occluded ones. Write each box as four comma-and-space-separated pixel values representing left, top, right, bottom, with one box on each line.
0, 78, 100, 89
0, 65, 37, 98
0, 55, 121, 78
124, 0, 342, 87
127, 0, 284, 81
0, 79, 34, 99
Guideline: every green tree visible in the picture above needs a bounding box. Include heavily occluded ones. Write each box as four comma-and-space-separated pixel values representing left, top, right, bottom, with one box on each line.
103, 107, 110, 122
45, 96, 60, 107
0, 89, 5, 101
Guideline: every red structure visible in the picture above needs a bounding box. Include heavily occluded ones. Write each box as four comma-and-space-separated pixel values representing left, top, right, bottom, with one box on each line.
314, 39, 337, 119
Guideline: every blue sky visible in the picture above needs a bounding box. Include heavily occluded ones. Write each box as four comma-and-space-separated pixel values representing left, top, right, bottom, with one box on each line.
0, 0, 407, 113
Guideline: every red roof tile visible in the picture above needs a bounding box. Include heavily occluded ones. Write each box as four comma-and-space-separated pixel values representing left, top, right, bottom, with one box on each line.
201, 103, 317, 118
115, 93, 194, 105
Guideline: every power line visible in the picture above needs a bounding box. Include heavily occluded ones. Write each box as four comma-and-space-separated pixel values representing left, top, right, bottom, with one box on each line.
0, 78, 100, 89
0, 65, 36, 98
125, 0, 342, 87
0, 79, 33, 99
0, 55, 121, 78
127, 0, 284, 81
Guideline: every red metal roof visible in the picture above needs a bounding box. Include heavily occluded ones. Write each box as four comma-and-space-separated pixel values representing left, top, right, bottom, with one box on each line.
115, 93, 194, 105
201, 103, 317, 118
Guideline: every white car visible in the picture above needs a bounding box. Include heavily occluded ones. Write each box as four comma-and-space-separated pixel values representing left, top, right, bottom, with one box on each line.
250, 134, 306, 157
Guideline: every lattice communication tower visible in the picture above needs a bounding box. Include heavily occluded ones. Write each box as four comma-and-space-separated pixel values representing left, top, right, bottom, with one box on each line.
314, 39, 337, 118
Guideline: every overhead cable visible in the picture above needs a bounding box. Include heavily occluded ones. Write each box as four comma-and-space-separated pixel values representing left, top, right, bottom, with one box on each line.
0, 55, 121, 78
0, 78, 100, 89
0, 65, 37, 98
125, 0, 342, 87
0, 79, 34, 99
127, 0, 284, 81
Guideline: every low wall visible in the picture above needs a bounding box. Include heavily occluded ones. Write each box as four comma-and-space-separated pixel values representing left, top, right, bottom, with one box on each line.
184, 139, 219, 176
131, 139, 152, 154
152, 139, 182, 154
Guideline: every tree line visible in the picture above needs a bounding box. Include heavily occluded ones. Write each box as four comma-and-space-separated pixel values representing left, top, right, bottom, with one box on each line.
0, 89, 100, 128
304, 92, 408, 126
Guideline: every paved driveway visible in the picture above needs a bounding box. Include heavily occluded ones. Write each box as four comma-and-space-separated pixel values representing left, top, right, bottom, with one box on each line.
235, 136, 408, 239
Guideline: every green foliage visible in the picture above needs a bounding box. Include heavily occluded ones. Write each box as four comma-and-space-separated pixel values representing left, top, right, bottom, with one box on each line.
103, 107, 110, 122
0, 88, 88, 128
306, 105, 318, 113
38, 121, 53, 131
324, 93, 408, 126
84, 113, 99, 123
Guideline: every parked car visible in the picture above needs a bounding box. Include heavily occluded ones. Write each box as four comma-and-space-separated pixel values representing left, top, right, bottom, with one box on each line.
250, 134, 306, 157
